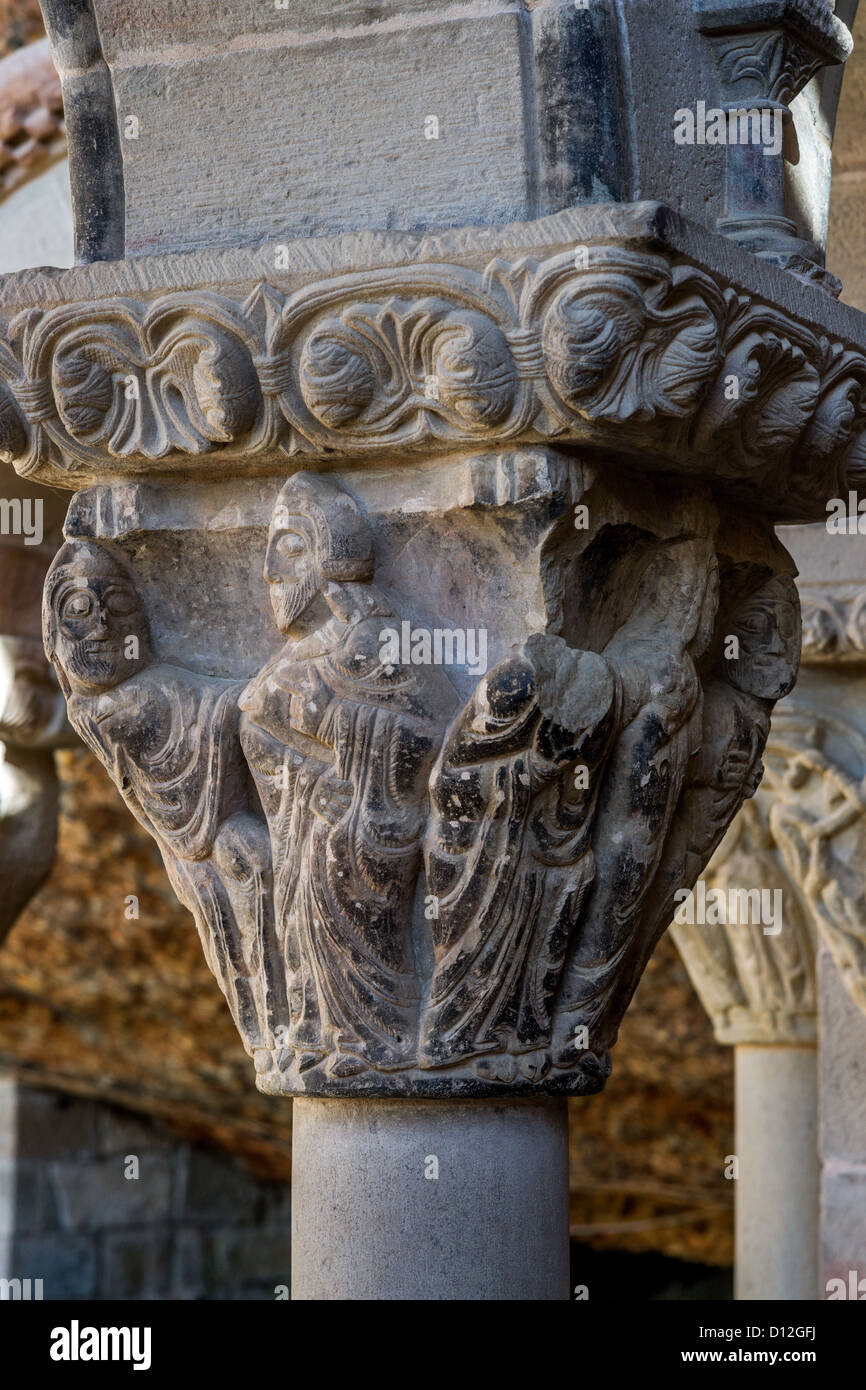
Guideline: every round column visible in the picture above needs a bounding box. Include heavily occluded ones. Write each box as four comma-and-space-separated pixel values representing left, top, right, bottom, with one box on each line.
735, 1044, 819, 1300
291, 1097, 570, 1301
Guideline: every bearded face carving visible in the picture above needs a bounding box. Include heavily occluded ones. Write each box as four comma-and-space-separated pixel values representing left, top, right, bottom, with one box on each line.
45, 542, 151, 697
726, 574, 800, 702
264, 523, 319, 633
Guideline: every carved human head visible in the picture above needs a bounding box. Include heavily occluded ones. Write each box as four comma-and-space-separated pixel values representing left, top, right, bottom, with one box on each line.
43, 540, 151, 696
265, 472, 374, 633
724, 571, 800, 700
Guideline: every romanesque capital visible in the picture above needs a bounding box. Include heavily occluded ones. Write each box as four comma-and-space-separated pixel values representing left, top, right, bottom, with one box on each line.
674, 516, 866, 1038
2, 203, 860, 1097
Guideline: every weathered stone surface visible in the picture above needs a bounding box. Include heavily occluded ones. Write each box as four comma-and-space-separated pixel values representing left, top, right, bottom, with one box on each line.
819, 946, 866, 1166
821, 1168, 866, 1296
735, 1044, 818, 1300
41, 440, 801, 1098
291, 1097, 568, 1300
8, 184, 847, 1108
41, 1, 634, 259
2, 206, 866, 523
1, 0, 861, 1284
819, 945, 866, 1295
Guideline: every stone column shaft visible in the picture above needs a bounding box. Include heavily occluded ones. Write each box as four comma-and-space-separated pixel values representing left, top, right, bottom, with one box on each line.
291, 1098, 570, 1301
735, 1044, 819, 1301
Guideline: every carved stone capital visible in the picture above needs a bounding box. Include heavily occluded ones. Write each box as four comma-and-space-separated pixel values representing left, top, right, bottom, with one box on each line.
671, 797, 818, 1046
696, 1, 851, 107
10, 202, 860, 1097
39, 452, 802, 1096
674, 700, 866, 1041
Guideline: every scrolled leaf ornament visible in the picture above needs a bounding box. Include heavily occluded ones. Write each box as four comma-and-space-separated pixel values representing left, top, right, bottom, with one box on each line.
539, 257, 724, 423
51, 315, 261, 458
422, 312, 517, 428
298, 320, 380, 428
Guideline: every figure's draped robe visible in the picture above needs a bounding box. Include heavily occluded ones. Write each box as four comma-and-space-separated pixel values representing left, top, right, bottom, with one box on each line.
419, 646, 617, 1072
239, 610, 447, 1072
69, 669, 283, 1056
551, 538, 720, 1059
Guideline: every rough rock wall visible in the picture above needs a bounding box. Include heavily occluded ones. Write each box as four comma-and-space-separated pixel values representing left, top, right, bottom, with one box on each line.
0, 0, 42, 55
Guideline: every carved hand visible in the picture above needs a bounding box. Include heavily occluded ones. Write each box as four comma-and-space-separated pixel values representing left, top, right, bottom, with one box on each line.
310, 767, 353, 824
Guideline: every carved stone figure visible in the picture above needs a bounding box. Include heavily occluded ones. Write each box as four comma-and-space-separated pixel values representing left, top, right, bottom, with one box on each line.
43, 539, 285, 1065
239, 472, 456, 1084
419, 634, 618, 1084
635, 558, 801, 1020
551, 531, 719, 1063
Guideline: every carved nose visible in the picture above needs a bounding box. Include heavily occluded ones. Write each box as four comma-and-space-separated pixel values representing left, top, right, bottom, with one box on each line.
91, 607, 111, 637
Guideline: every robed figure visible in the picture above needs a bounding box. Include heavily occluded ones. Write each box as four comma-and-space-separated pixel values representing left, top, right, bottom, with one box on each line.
44, 539, 285, 1065
239, 473, 456, 1079
419, 633, 618, 1083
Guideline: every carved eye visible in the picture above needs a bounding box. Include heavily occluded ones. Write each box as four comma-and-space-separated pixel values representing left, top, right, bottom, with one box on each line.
738, 611, 766, 637
62, 591, 93, 619
105, 587, 137, 617
274, 532, 307, 560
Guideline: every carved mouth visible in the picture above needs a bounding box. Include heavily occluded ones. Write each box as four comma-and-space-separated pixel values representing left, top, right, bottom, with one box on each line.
82, 641, 120, 654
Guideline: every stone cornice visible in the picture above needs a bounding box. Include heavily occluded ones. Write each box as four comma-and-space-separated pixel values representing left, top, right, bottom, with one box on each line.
695, 0, 851, 65
0, 203, 865, 523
